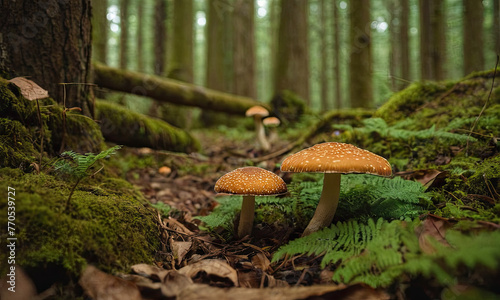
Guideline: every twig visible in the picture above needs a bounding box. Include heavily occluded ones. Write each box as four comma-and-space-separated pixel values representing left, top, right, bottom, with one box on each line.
466, 55, 499, 155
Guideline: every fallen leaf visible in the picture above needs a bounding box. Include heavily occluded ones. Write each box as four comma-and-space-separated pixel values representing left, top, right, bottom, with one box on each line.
172, 240, 193, 264
9, 77, 49, 100
0, 265, 37, 300
179, 259, 239, 287
415, 215, 453, 254
131, 263, 168, 281
79, 265, 142, 300
161, 270, 194, 298
251, 252, 271, 272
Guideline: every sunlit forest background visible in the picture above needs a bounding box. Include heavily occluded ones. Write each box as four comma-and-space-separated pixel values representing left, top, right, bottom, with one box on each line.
93, 0, 500, 112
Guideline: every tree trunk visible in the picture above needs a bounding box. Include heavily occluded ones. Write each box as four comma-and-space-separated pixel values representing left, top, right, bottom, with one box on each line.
153, 0, 168, 76
168, 0, 194, 82
0, 0, 93, 117
119, 0, 130, 69
320, 0, 328, 110
400, 0, 410, 88
233, 0, 256, 98
463, 0, 484, 75
389, 0, 400, 91
349, 0, 373, 108
419, 0, 446, 80
274, 0, 310, 103
332, 0, 342, 109
93, 62, 265, 114
136, 1, 145, 72
92, 0, 108, 64
494, 0, 500, 55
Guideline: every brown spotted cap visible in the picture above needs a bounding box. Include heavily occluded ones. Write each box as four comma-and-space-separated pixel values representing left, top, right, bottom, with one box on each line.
280, 142, 392, 176
215, 167, 287, 196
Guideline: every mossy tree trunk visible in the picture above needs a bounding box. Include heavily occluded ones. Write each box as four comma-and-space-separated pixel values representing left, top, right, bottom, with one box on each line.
93, 62, 266, 115
0, 0, 93, 117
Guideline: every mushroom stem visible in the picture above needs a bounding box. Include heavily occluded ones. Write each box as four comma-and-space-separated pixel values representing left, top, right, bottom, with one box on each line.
254, 117, 270, 151
238, 195, 256, 238
302, 173, 341, 236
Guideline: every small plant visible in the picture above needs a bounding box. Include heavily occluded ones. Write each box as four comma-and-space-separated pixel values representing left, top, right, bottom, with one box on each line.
55, 145, 122, 211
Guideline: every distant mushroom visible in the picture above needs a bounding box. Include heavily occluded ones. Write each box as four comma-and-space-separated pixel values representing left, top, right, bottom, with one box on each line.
214, 166, 287, 238
263, 117, 281, 144
280, 142, 392, 236
245, 106, 270, 151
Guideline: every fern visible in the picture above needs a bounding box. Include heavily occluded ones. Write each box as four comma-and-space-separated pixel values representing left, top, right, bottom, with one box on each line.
273, 218, 500, 288
54, 145, 122, 210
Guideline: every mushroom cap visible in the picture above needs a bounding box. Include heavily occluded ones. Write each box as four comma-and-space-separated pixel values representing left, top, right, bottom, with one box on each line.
215, 167, 287, 196
245, 106, 269, 118
280, 142, 392, 176
263, 117, 281, 127
9, 77, 49, 101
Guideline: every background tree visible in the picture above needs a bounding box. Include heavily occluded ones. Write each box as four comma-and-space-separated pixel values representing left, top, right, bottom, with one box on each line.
168, 0, 194, 82
349, 0, 373, 108
274, 0, 310, 103
153, 0, 168, 76
419, 0, 447, 80
332, 0, 342, 109
119, 0, 130, 69
463, 0, 484, 75
136, 1, 145, 72
233, 0, 256, 99
0, 0, 93, 116
495, 0, 500, 55
320, 0, 329, 110
399, 0, 410, 88
92, 0, 108, 64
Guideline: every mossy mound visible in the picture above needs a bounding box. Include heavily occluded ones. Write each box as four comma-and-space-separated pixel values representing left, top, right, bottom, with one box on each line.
96, 100, 200, 153
0, 77, 106, 170
0, 167, 160, 290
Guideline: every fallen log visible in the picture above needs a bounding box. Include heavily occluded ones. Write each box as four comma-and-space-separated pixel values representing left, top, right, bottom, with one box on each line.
93, 62, 267, 115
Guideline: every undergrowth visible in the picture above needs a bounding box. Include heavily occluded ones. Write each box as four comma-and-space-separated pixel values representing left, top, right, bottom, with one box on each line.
273, 218, 500, 288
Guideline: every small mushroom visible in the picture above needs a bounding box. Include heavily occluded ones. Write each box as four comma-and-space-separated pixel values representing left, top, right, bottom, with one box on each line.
214, 167, 287, 238
263, 117, 280, 144
280, 142, 392, 236
246, 106, 270, 151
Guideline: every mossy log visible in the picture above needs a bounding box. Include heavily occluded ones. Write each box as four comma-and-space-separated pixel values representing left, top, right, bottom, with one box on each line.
93, 62, 268, 115
96, 100, 200, 153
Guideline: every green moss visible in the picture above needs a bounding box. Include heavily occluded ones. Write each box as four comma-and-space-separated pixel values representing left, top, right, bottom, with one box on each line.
0, 119, 39, 169
467, 154, 500, 197
96, 100, 200, 153
0, 168, 160, 283
0, 78, 37, 124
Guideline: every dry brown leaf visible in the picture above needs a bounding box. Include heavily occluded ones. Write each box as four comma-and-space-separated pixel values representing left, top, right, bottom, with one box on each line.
161, 270, 194, 298
177, 283, 388, 300
79, 265, 142, 300
131, 263, 168, 281
416, 215, 452, 254
179, 259, 239, 287
251, 252, 271, 272
9, 77, 49, 100
172, 240, 193, 264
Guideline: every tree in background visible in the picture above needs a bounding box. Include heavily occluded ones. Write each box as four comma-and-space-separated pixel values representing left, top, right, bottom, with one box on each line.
399, 0, 410, 88
495, 0, 500, 55
119, 0, 130, 69
153, 0, 168, 76
463, 0, 484, 75
233, 0, 256, 99
320, 0, 329, 111
0, 0, 93, 116
332, 0, 342, 109
349, 0, 373, 108
168, 0, 194, 83
92, 0, 108, 64
419, 0, 446, 80
136, 1, 145, 72
274, 0, 310, 103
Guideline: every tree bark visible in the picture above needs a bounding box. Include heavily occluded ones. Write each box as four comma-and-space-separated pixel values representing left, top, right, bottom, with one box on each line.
332, 0, 342, 109
119, 0, 130, 70
400, 0, 410, 88
93, 62, 266, 115
320, 0, 329, 111
136, 1, 145, 72
153, 0, 168, 76
419, 0, 446, 80
494, 0, 500, 55
0, 0, 93, 117
92, 0, 108, 64
274, 0, 310, 103
463, 0, 484, 75
233, 0, 256, 98
168, 0, 194, 82
349, 0, 373, 108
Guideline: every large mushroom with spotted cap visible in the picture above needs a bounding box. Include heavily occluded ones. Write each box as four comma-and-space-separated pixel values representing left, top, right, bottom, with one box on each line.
280, 142, 392, 236
214, 166, 287, 238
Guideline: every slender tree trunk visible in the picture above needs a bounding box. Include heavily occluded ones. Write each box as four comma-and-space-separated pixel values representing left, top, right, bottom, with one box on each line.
119, 0, 130, 69
233, 0, 256, 98
206, 0, 231, 91
0, 0, 93, 116
400, 0, 410, 88
153, 0, 168, 76
274, 0, 310, 103
332, 0, 342, 109
389, 0, 400, 91
320, 0, 328, 110
92, 0, 108, 64
494, 0, 500, 55
419, 0, 446, 80
463, 0, 484, 75
136, 1, 144, 72
168, 0, 194, 82
349, 0, 373, 108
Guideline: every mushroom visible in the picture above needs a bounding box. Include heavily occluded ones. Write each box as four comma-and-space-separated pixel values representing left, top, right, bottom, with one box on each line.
280, 142, 392, 236
214, 166, 287, 238
263, 117, 281, 144
246, 106, 270, 151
